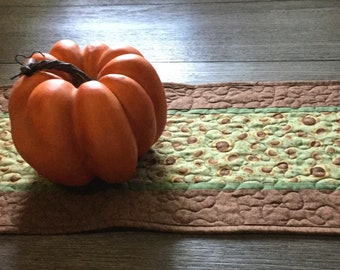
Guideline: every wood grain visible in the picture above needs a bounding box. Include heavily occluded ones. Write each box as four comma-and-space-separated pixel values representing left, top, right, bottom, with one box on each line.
0, 232, 339, 270
0, 0, 340, 269
3, 61, 340, 85
0, 0, 339, 84
1, 1, 339, 62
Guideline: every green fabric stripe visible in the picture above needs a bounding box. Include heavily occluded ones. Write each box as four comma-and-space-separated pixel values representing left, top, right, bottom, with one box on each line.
1, 107, 340, 192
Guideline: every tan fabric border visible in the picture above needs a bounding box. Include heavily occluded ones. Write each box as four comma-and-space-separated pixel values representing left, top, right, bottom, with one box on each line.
0, 84, 11, 113
1, 189, 339, 234
164, 81, 340, 110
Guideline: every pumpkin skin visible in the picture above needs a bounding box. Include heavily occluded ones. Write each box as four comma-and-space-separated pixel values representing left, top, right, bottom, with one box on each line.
9, 40, 167, 186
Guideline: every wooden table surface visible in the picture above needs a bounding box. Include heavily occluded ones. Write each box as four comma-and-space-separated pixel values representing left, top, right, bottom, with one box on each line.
0, 1, 340, 269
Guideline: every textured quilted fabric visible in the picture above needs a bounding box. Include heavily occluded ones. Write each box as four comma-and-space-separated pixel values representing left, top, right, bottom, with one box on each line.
0, 81, 339, 234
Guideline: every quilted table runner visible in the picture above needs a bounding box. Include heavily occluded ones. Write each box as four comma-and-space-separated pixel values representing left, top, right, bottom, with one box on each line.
0, 81, 339, 234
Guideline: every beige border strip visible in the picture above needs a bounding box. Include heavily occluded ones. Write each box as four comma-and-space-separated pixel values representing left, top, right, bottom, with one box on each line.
1, 189, 340, 234
164, 81, 340, 110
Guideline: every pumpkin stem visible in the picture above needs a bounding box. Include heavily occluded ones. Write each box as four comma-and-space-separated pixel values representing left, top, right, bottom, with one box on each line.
11, 57, 93, 87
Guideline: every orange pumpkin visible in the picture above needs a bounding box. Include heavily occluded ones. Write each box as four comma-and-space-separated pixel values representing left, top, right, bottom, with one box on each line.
9, 40, 167, 186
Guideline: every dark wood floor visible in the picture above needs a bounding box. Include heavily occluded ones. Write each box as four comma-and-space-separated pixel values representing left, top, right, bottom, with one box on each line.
0, 0, 340, 269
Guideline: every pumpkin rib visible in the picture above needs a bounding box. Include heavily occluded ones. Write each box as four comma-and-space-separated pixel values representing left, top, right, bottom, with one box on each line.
73, 81, 138, 183
9, 75, 93, 186
98, 54, 167, 141
9, 73, 58, 161
82, 42, 110, 79
99, 74, 157, 156
97, 46, 144, 73
25, 80, 94, 185
49, 39, 84, 70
